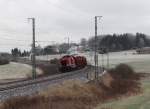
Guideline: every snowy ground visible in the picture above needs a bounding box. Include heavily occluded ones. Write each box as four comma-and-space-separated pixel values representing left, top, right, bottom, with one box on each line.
1, 50, 149, 81
82, 50, 150, 73
34, 50, 150, 73
35, 50, 150, 73
34, 50, 150, 72
0, 62, 43, 80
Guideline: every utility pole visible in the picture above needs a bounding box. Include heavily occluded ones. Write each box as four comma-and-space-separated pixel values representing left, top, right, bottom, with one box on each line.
107, 49, 109, 69
102, 53, 104, 71
65, 37, 70, 54
94, 16, 102, 80
28, 18, 36, 79
68, 37, 70, 50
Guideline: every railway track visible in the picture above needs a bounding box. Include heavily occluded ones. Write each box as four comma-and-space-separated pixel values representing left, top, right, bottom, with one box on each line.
0, 65, 105, 102
0, 66, 92, 92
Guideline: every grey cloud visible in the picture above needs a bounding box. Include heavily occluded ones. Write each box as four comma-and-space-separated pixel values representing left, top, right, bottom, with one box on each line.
0, 0, 150, 52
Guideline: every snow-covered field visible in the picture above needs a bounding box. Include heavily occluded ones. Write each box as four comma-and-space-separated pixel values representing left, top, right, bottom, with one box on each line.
35, 50, 150, 73
1, 50, 149, 81
82, 50, 150, 73
34, 50, 150, 72
0, 62, 43, 80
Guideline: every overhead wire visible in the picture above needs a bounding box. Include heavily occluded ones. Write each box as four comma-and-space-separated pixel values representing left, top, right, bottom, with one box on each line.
0, 37, 56, 43
0, 37, 31, 42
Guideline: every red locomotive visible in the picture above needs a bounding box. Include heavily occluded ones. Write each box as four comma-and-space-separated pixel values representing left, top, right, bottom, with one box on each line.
59, 55, 87, 72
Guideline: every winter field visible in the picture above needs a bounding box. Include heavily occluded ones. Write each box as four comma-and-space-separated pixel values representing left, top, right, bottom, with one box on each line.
33, 50, 150, 73
80, 50, 150, 73
0, 62, 42, 81
0, 50, 150, 80
1, 51, 150, 109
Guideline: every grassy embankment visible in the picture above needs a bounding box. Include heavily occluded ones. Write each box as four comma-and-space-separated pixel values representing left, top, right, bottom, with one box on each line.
95, 74, 150, 109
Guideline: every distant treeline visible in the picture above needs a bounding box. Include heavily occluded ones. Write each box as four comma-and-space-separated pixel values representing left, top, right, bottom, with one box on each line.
11, 33, 150, 57
88, 33, 150, 52
11, 48, 30, 57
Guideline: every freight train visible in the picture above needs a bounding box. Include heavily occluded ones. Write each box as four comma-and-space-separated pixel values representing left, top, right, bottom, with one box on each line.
59, 55, 87, 72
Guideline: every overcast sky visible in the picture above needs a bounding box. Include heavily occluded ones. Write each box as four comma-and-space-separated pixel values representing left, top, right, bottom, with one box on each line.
0, 0, 150, 52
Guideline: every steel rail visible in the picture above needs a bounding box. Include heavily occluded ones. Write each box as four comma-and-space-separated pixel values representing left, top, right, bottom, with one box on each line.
0, 66, 91, 92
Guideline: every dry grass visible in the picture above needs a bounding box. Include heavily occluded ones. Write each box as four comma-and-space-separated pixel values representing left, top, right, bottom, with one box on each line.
1, 64, 143, 109
37, 64, 59, 75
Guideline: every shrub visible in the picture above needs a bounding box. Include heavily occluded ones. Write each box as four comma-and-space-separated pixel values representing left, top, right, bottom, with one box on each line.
107, 64, 141, 95
0, 58, 10, 65
49, 58, 59, 64
37, 64, 59, 75
108, 64, 140, 80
